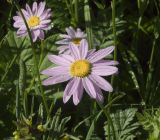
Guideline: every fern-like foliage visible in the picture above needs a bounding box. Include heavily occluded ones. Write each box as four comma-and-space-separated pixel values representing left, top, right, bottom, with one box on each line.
104, 108, 139, 140
137, 108, 160, 140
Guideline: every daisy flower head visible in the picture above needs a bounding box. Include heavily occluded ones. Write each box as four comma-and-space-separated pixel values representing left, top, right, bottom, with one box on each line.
56, 26, 86, 54
42, 39, 118, 105
13, 2, 52, 42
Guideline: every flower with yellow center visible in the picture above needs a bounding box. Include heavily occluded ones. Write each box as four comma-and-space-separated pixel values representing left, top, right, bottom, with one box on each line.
70, 60, 91, 78
42, 39, 118, 105
56, 27, 86, 54
27, 16, 40, 28
13, 2, 52, 42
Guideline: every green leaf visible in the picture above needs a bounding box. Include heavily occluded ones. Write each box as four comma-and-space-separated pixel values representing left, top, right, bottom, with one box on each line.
104, 108, 139, 140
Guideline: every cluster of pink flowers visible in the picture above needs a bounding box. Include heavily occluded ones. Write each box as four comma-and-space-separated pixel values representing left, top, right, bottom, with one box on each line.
13, 2, 118, 105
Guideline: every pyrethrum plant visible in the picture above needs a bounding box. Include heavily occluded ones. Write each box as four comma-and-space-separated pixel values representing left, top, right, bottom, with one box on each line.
0, 0, 160, 139
104, 108, 139, 140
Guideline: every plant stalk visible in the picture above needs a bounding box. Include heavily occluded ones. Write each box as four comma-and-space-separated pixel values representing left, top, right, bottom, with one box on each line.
14, 1, 49, 116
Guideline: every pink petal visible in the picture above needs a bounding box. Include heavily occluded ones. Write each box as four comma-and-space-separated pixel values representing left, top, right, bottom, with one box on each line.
13, 16, 22, 21
42, 75, 71, 85
25, 4, 33, 16
75, 28, 86, 38
65, 26, 75, 37
60, 54, 74, 62
32, 2, 38, 15
87, 46, 115, 63
31, 32, 37, 42
82, 77, 97, 98
57, 46, 69, 54
63, 50, 71, 55
56, 39, 70, 45
37, 2, 46, 16
79, 39, 88, 59
31, 30, 40, 42
40, 9, 51, 20
63, 78, 80, 103
63, 79, 74, 103
89, 74, 113, 92
59, 34, 71, 39
41, 66, 69, 76
41, 19, 51, 25
21, 9, 30, 19
93, 60, 119, 67
87, 49, 96, 58
39, 30, 44, 40
17, 29, 27, 37
75, 32, 83, 38
95, 85, 104, 103
69, 43, 80, 60
39, 24, 50, 30
48, 55, 71, 66
13, 21, 24, 28
19, 25, 27, 31
92, 66, 118, 76
73, 80, 83, 105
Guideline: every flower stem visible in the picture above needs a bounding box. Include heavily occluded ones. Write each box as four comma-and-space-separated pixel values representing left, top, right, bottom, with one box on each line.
84, 0, 93, 49
98, 103, 116, 140
65, 0, 73, 18
16, 82, 20, 120
14, 1, 49, 116
146, 39, 156, 102
111, 0, 117, 84
107, 0, 117, 139
32, 47, 49, 115
74, 0, 79, 25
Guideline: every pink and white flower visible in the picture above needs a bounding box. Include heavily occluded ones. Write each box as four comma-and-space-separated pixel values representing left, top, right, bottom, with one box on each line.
42, 39, 118, 105
56, 26, 86, 54
13, 2, 52, 42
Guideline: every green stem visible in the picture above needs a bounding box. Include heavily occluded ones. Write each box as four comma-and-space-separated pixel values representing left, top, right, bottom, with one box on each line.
98, 103, 116, 140
146, 40, 156, 103
32, 47, 50, 116
148, 41, 155, 73
14, 1, 49, 116
19, 59, 28, 117
108, 0, 117, 101
65, 0, 72, 16
39, 41, 45, 67
74, 0, 79, 25
107, 0, 117, 139
65, 0, 75, 25
16, 82, 20, 120
0, 55, 18, 83
84, 0, 93, 49
111, 0, 117, 84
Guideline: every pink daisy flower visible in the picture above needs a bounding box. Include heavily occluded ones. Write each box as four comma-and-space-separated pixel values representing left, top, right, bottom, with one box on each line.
56, 26, 86, 54
42, 39, 118, 105
13, 2, 52, 42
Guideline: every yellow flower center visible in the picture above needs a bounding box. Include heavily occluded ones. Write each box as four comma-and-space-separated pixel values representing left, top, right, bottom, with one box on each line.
72, 38, 81, 45
27, 16, 40, 27
70, 60, 91, 78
